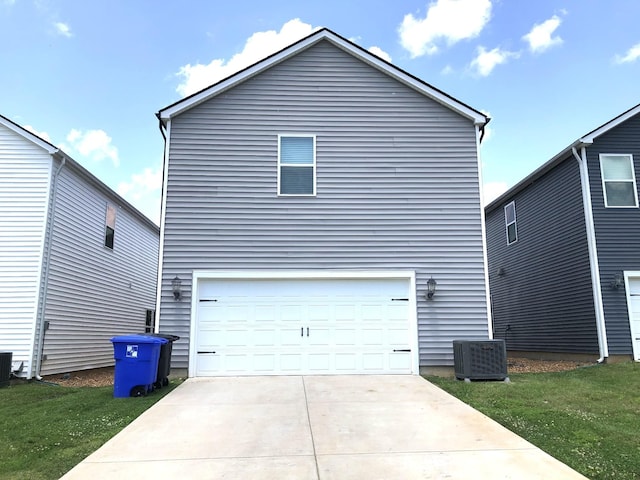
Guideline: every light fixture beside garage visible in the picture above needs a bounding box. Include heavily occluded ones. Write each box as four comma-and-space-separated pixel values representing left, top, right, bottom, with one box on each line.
426, 277, 437, 299
171, 276, 182, 300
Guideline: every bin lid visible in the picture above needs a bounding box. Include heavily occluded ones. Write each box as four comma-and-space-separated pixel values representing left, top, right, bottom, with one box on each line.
145, 333, 180, 341
111, 334, 168, 344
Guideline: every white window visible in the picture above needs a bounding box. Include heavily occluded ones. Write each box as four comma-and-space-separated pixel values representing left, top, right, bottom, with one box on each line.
105, 204, 116, 249
278, 135, 315, 196
600, 154, 638, 207
504, 201, 517, 245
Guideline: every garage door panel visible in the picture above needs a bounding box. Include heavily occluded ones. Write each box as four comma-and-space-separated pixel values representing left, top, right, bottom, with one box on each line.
362, 353, 384, 370
335, 329, 357, 345
308, 354, 331, 371
280, 354, 304, 371
626, 276, 640, 361
389, 353, 411, 371
195, 277, 414, 375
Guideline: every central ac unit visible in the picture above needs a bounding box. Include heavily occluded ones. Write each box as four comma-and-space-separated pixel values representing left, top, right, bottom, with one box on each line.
453, 339, 509, 382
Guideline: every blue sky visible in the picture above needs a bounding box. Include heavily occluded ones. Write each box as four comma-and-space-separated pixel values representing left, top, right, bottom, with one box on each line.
2, 0, 640, 224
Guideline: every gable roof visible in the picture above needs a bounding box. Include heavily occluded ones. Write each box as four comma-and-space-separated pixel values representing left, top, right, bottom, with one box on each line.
485, 102, 640, 213
0, 113, 160, 232
158, 28, 489, 127
0, 113, 58, 154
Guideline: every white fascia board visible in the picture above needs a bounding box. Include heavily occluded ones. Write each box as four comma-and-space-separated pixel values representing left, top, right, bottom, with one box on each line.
0, 116, 58, 154
159, 32, 329, 121
159, 30, 487, 126
192, 270, 416, 281
580, 103, 640, 143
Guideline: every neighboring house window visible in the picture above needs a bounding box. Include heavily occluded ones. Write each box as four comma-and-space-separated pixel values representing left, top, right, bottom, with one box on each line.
504, 201, 517, 245
600, 154, 639, 207
145, 310, 155, 333
278, 135, 316, 195
105, 204, 116, 249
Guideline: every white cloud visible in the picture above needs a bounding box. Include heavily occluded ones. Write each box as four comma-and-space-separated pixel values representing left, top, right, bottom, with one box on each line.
399, 0, 492, 58
522, 15, 563, 54
368, 46, 392, 62
441, 65, 454, 75
482, 181, 508, 205
614, 42, 640, 64
117, 166, 163, 224
470, 46, 519, 76
54, 22, 72, 38
65, 129, 119, 167
23, 125, 52, 143
176, 19, 319, 97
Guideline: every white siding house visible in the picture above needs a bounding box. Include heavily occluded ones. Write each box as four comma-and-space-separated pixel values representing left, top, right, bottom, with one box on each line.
156, 29, 491, 376
0, 114, 160, 378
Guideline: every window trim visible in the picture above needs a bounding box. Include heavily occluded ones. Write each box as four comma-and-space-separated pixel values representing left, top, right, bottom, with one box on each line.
104, 204, 116, 250
277, 134, 316, 196
599, 153, 639, 208
504, 201, 517, 245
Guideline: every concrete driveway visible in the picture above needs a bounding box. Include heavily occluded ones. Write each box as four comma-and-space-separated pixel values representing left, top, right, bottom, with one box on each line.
62, 375, 587, 479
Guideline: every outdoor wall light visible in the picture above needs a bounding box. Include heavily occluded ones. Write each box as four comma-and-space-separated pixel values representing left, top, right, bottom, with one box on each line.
611, 273, 624, 290
426, 277, 437, 299
171, 276, 182, 300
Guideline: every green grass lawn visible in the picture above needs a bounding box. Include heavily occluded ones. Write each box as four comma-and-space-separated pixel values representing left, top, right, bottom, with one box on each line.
428, 362, 640, 480
0, 379, 180, 480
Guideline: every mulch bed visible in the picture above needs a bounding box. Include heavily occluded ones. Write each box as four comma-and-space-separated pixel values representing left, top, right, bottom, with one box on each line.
39, 357, 591, 387
507, 357, 589, 374
44, 367, 115, 387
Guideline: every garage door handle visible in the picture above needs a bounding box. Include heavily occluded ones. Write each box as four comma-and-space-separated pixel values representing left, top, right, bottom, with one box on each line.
392, 298, 409, 301
307, 327, 310, 337
197, 351, 216, 354
393, 349, 411, 352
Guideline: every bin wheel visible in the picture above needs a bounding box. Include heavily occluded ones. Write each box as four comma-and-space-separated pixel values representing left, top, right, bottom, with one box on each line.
162, 378, 169, 387
130, 386, 146, 397
153, 380, 163, 390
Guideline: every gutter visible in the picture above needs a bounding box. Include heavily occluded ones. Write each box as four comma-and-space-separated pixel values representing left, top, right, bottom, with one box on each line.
33, 152, 66, 380
572, 146, 608, 363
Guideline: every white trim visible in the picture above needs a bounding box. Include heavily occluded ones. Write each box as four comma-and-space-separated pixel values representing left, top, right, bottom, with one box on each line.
158, 30, 487, 125
623, 271, 640, 361
476, 125, 493, 338
599, 153, 639, 208
581, 104, 640, 143
154, 120, 171, 329
28, 156, 55, 379
574, 146, 608, 360
188, 270, 419, 377
504, 201, 517, 245
0, 116, 58, 154
277, 134, 316, 196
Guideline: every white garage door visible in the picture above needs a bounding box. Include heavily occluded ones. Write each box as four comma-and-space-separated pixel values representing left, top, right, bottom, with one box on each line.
625, 275, 640, 361
193, 276, 415, 376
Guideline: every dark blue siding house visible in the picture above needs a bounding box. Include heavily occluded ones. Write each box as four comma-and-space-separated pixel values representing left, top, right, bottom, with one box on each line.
486, 103, 640, 363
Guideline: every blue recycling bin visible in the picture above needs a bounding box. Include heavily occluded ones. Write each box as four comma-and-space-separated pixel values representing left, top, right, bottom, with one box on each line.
111, 335, 167, 398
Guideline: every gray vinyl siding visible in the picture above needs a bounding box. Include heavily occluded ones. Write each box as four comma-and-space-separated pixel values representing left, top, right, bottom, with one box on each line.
40, 160, 159, 375
587, 112, 640, 355
486, 155, 598, 353
160, 40, 488, 369
0, 123, 51, 376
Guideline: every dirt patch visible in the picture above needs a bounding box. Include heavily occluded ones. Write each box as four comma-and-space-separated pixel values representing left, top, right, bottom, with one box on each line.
508, 357, 589, 374
39, 358, 590, 387
44, 366, 115, 387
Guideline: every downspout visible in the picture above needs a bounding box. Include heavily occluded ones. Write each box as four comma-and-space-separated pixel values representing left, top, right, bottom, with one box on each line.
154, 114, 170, 332
572, 146, 608, 363
476, 122, 494, 338
33, 153, 66, 380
